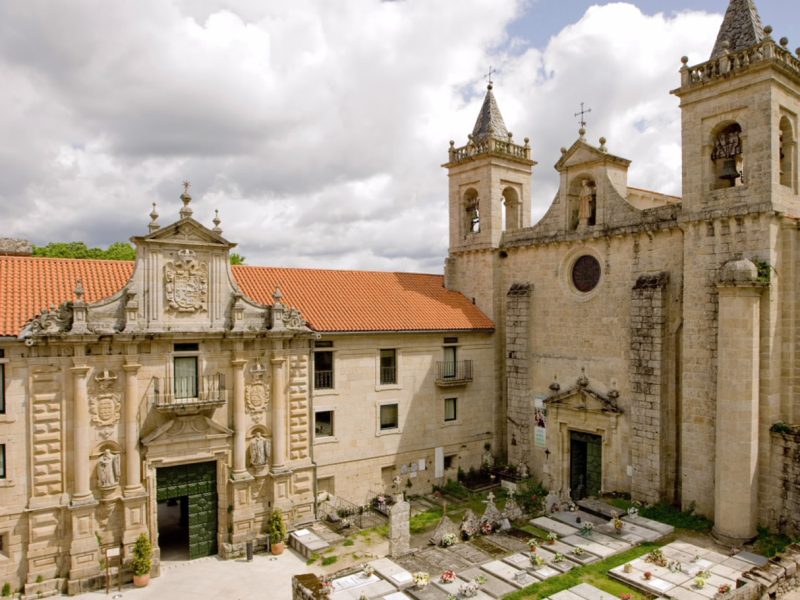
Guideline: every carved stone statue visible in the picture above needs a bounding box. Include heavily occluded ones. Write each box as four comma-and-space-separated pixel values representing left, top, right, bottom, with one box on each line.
249, 432, 270, 467
97, 449, 120, 487
578, 179, 594, 227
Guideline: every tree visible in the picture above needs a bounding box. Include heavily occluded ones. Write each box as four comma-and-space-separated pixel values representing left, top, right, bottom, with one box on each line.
33, 241, 135, 261
230, 253, 246, 265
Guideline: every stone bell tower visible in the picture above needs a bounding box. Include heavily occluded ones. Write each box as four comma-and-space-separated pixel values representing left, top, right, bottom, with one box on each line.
443, 83, 536, 319
673, 0, 799, 215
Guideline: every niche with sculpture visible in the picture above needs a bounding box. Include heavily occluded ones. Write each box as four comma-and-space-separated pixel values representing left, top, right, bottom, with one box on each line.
711, 122, 744, 189
248, 428, 271, 473
569, 177, 596, 230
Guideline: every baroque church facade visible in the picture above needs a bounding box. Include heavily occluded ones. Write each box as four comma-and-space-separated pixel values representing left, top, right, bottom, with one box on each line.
0, 0, 798, 594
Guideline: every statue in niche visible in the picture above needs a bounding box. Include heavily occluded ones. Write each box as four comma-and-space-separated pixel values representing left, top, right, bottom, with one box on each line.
97, 449, 120, 487
249, 432, 270, 467
577, 179, 595, 229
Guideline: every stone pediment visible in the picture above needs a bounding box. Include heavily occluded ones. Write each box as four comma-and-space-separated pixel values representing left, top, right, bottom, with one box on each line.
142, 415, 233, 447
545, 384, 623, 414
137, 217, 234, 249
555, 140, 631, 172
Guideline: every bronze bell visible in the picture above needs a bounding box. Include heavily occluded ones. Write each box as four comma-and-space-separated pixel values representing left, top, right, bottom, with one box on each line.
719, 158, 741, 183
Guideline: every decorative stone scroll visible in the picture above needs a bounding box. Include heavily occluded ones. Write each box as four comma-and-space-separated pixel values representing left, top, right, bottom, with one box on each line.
245, 361, 269, 422
21, 303, 73, 337
164, 249, 208, 313
90, 369, 121, 438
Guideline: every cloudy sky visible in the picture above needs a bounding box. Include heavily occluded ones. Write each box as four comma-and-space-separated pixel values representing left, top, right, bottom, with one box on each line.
1, 0, 797, 273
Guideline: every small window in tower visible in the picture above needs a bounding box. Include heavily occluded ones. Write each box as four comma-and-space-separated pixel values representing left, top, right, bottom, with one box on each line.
502, 187, 520, 231
780, 117, 795, 189
462, 188, 480, 236
711, 123, 744, 189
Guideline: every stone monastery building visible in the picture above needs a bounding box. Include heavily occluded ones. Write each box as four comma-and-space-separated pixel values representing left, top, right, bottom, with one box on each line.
0, 0, 799, 593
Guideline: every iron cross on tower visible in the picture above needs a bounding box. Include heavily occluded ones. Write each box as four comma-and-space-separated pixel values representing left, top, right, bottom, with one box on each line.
575, 102, 592, 128
485, 66, 495, 87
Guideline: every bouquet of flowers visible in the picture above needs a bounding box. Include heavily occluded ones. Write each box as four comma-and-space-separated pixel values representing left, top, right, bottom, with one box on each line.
530, 554, 545, 567
528, 538, 539, 551
441, 533, 457, 548
553, 552, 565, 563
572, 546, 585, 556
319, 577, 333, 597
412, 572, 430, 589
458, 582, 479, 598
361, 563, 375, 577
718, 583, 731, 594
547, 532, 558, 544
627, 506, 639, 517
440, 570, 456, 584
580, 522, 594, 536
480, 521, 493, 535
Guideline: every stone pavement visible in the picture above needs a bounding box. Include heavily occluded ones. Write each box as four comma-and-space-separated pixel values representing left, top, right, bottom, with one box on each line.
78, 549, 308, 600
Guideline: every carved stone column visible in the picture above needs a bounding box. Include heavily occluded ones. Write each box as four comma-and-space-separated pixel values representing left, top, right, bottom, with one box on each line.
123, 361, 143, 493
71, 363, 92, 503
232, 358, 248, 478
271, 355, 288, 472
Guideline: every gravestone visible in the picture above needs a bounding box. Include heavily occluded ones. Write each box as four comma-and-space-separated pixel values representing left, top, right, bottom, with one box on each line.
482, 492, 504, 527
390, 494, 411, 557
429, 515, 460, 546
503, 497, 524, 521
461, 509, 479, 538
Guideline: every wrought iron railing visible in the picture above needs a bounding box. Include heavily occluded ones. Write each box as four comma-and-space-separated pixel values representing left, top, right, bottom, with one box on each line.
151, 374, 227, 413
435, 360, 473, 385
379, 366, 397, 385
314, 370, 334, 390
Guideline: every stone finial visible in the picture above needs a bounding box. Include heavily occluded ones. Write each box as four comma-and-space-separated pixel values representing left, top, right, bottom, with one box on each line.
560, 147, 567, 155
577, 367, 589, 388
148, 203, 159, 233
764, 25, 772, 36
272, 286, 283, 304
179, 181, 193, 219
549, 375, 560, 393
779, 37, 788, 47
578, 127, 586, 141
524, 137, 530, 146
212, 210, 222, 233
599, 137, 607, 152
681, 56, 689, 65
74, 279, 85, 303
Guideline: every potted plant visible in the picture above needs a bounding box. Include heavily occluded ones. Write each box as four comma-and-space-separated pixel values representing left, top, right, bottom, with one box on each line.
131, 533, 152, 587
547, 532, 558, 545
694, 577, 706, 589
412, 572, 429, 589
623, 563, 634, 574
269, 508, 288, 555
718, 583, 731, 595
580, 522, 594, 536
530, 554, 545, 568
643, 571, 653, 581
440, 570, 456, 584
528, 538, 539, 552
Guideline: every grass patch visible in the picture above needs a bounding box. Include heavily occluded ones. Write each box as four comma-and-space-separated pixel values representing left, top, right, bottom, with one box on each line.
639, 503, 712, 532
410, 508, 443, 534
321, 555, 338, 566
504, 542, 660, 600
306, 552, 319, 565
514, 522, 550, 539
342, 538, 355, 547
753, 526, 793, 557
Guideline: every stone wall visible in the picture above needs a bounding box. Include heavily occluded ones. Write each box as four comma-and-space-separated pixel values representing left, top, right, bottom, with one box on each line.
506, 283, 532, 467
629, 272, 670, 505
768, 429, 800, 538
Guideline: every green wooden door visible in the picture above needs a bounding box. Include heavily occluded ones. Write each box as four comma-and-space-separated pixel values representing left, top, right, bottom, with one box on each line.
156, 462, 218, 559
569, 431, 602, 500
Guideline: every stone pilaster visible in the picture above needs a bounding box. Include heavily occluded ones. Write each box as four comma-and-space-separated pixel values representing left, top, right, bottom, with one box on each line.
271, 355, 288, 472
71, 363, 92, 503
629, 272, 670, 505
123, 361, 143, 494
505, 283, 532, 467
231, 358, 249, 478
713, 259, 764, 544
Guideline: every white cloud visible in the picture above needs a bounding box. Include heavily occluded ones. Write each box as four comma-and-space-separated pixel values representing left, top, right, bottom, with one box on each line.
0, 1, 721, 271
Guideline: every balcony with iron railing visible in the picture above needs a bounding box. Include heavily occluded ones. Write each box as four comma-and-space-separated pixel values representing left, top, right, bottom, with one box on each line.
435, 360, 473, 386
151, 374, 227, 415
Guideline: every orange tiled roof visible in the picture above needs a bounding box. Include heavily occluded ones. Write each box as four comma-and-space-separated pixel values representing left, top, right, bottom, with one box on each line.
0, 256, 493, 336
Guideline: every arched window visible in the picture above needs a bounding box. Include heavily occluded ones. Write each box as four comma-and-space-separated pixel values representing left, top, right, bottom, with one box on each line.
711, 123, 744, 189
780, 117, 795, 189
463, 188, 480, 236
502, 187, 520, 231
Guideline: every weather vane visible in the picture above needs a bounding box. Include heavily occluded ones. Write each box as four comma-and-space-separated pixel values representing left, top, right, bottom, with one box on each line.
575, 102, 592, 128
485, 65, 495, 87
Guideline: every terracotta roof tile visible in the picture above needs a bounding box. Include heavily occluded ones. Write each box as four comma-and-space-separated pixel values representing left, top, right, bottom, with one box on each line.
0, 256, 493, 336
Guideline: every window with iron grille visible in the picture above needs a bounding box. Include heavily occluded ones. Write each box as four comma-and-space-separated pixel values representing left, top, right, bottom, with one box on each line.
379, 349, 397, 385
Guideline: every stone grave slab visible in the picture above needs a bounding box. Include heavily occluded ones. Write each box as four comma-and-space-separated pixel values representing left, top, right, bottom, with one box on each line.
570, 582, 620, 600
541, 539, 580, 557
531, 565, 560, 580
289, 528, 330, 558
722, 556, 757, 571
383, 593, 413, 600
548, 590, 586, 600
733, 550, 769, 567
331, 572, 381, 594
480, 559, 537, 588
448, 542, 492, 567
332, 578, 396, 600
612, 521, 661, 542
561, 535, 614, 559
668, 541, 711, 556
432, 576, 493, 600
622, 514, 674, 536
683, 581, 717, 599
402, 584, 449, 600
462, 566, 516, 598
709, 563, 741, 580
574, 529, 632, 551
370, 558, 414, 589
701, 550, 730, 564
531, 517, 580, 537
504, 552, 535, 571
661, 546, 699, 564
656, 568, 694, 586
575, 499, 621, 519
668, 587, 708, 600
551, 510, 607, 528
486, 532, 528, 554
593, 523, 644, 544
639, 576, 675, 595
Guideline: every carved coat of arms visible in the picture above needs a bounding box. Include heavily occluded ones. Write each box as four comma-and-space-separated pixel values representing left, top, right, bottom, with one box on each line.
90, 370, 121, 438
164, 249, 208, 313
245, 362, 269, 422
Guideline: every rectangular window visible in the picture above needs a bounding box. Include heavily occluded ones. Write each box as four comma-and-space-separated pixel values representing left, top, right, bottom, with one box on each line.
443, 346, 457, 378
0, 360, 5, 415
444, 454, 456, 470
379, 404, 399, 430
174, 342, 199, 352
314, 351, 334, 389
444, 397, 457, 422
315, 411, 334, 438
0, 444, 5, 479
379, 349, 397, 385
173, 356, 198, 399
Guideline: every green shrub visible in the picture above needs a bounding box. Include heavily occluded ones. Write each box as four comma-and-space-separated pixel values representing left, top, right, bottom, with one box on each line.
269, 509, 288, 545
516, 479, 548, 515
2, 582, 11, 597
342, 538, 354, 547
131, 533, 152, 576
321, 555, 338, 566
